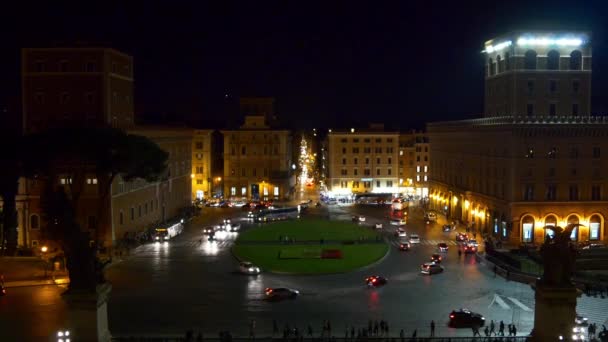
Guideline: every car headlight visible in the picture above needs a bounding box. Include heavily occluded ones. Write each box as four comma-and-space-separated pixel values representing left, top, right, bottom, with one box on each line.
155, 236, 160, 240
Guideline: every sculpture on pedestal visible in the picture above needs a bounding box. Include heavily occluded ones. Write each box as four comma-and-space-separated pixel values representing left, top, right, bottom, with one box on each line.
538, 223, 580, 287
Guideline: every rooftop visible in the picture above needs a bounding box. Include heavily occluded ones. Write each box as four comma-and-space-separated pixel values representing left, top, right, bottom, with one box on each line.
428, 115, 608, 129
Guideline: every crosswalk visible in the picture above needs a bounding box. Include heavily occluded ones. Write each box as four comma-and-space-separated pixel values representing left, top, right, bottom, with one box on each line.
489, 294, 533, 312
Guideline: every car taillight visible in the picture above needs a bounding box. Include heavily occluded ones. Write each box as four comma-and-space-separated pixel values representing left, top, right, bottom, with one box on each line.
372, 278, 377, 283
265, 288, 272, 293
450, 314, 455, 319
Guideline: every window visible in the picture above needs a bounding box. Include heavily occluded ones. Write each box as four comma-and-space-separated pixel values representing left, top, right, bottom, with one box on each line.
591, 185, 601, 201
60, 92, 70, 104
231, 146, 236, 155
549, 80, 558, 94
353, 181, 359, 188
35, 61, 45, 72
424, 165, 428, 172
386, 180, 393, 187
545, 184, 556, 200
30, 214, 40, 229
342, 158, 346, 165
364, 147, 371, 153
376, 181, 381, 187
196, 179, 203, 185
416, 175, 420, 182
130, 207, 135, 220
416, 156, 420, 162
572, 80, 580, 94
388, 157, 392, 164
424, 175, 428, 181
570, 50, 582, 70
241, 168, 246, 176
375, 147, 382, 153
386, 147, 394, 153
572, 103, 579, 116
524, 50, 537, 69
365, 158, 369, 165
376, 168, 381, 176
376, 158, 381, 164
340, 138, 347, 143
570, 147, 579, 159
86, 61, 97, 72
195, 166, 203, 174
341, 169, 347, 176
375, 138, 381, 143
119, 211, 124, 225
241, 146, 246, 155
569, 185, 579, 201
547, 147, 557, 158
352, 148, 359, 153
527, 80, 535, 95
416, 166, 421, 172
341, 181, 347, 188
60, 177, 73, 185
144, 203, 148, 214
241, 187, 247, 195
138, 205, 142, 218
364, 169, 371, 176
387, 168, 392, 175
353, 138, 360, 143
522, 215, 534, 243
399, 150, 403, 156
524, 184, 534, 201
526, 103, 534, 116
230, 187, 236, 196
195, 142, 203, 149
593, 147, 601, 159
342, 147, 347, 154
354, 158, 358, 165
354, 168, 358, 176
364, 138, 370, 143
34, 92, 45, 104
59, 60, 68, 72
568, 215, 579, 241
274, 187, 279, 196
424, 156, 428, 162
589, 215, 601, 240
549, 103, 557, 116
547, 50, 560, 70
86, 178, 98, 185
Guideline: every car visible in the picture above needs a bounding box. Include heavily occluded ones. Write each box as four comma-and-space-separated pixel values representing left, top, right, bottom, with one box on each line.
202, 226, 215, 235
399, 242, 411, 251
229, 223, 241, 232
374, 223, 383, 229
390, 218, 407, 226
575, 313, 588, 326
430, 253, 442, 263
265, 287, 299, 301
448, 309, 485, 328
463, 244, 477, 254
582, 243, 606, 250
443, 225, 452, 232
409, 234, 421, 244
352, 215, 366, 222
365, 275, 388, 288
239, 261, 261, 275
242, 203, 253, 211
456, 233, 468, 242
467, 239, 479, 247
395, 228, 407, 237
437, 243, 449, 252
420, 262, 444, 275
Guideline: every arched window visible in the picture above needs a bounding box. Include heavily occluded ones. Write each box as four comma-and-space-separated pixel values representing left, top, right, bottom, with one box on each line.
544, 215, 557, 239
488, 58, 494, 76
496, 55, 503, 73
567, 214, 580, 241
570, 50, 582, 70
524, 50, 537, 70
589, 215, 602, 241
547, 50, 560, 70
30, 214, 40, 229
504, 53, 510, 71
522, 215, 534, 243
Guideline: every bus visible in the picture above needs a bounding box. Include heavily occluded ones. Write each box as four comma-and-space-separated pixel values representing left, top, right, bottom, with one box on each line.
253, 207, 299, 223
354, 193, 393, 205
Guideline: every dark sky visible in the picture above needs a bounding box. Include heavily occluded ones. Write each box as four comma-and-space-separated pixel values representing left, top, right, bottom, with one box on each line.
2, 1, 608, 130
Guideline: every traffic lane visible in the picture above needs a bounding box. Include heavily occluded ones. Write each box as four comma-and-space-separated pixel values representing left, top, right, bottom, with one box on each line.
0, 285, 68, 341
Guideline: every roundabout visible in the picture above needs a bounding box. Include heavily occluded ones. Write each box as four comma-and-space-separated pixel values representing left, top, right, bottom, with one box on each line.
232, 219, 389, 274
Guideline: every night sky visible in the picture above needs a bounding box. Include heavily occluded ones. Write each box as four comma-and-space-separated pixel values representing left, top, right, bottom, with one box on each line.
2, 1, 608, 131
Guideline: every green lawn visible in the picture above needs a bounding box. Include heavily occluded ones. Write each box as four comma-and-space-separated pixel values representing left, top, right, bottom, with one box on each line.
233, 219, 388, 274
236, 219, 378, 242
233, 244, 388, 274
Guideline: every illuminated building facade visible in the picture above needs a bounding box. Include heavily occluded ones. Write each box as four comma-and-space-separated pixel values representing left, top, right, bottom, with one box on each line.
398, 131, 430, 198
327, 125, 400, 196
222, 116, 294, 201
191, 129, 213, 200
429, 31, 607, 245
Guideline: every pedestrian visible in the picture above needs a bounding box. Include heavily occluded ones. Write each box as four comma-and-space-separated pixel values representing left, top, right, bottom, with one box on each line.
490, 320, 495, 336
508, 324, 513, 336
473, 326, 481, 337
588, 323, 594, 339
430, 320, 435, 337
493, 265, 497, 277
374, 320, 379, 336
499, 320, 505, 336
400, 329, 405, 341
196, 332, 203, 342
512, 324, 517, 336
248, 319, 256, 339
385, 321, 389, 336
327, 320, 331, 336
273, 320, 279, 336
350, 326, 355, 339
307, 324, 313, 337
412, 329, 417, 338
484, 326, 490, 337
368, 320, 373, 335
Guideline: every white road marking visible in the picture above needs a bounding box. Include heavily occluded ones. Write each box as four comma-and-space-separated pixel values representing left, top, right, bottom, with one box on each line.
507, 297, 532, 312
489, 294, 511, 310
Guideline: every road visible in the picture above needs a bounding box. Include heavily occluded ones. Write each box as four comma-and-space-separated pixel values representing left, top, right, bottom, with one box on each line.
2, 202, 607, 340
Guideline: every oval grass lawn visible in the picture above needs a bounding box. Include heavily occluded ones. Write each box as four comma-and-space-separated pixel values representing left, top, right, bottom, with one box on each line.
233, 219, 389, 274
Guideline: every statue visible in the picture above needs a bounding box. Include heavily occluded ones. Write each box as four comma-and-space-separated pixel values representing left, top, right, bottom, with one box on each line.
538, 224, 580, 287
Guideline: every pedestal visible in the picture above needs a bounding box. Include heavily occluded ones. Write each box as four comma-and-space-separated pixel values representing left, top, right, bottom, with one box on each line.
62, 283, 112, 342
532, 281, 579, 341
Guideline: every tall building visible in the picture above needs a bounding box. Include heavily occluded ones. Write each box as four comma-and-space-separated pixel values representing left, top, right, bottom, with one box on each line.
191, 129, 213, 200
21, 47, 135, 133
428, 31, 607, 245
221, 116, 294, 201
13, 47, 192, 249
327, 125, 399, 197
398, 131, 430, 198
483, 31, 591, 117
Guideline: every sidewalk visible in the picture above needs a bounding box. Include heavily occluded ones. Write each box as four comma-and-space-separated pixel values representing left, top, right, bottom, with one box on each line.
0, 256, 70, 288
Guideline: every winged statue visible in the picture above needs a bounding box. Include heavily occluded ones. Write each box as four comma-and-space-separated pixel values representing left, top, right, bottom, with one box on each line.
539, 223, 581, 287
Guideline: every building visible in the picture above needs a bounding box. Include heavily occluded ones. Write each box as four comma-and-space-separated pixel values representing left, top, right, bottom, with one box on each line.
221, 115, 294, 201
428, 31, 607, 245
239, 97, 277, 127
13, 47, 192, 249
327, 125, 400, 197
191, 129, 213, 200
21, 47, 135, 133
398, 131, 430, 198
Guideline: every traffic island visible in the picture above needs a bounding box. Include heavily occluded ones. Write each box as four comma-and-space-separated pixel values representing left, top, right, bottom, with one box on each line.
232, 219, 388, 274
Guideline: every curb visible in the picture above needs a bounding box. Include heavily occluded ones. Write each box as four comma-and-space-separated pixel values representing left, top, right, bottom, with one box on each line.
4, 277, 70, 288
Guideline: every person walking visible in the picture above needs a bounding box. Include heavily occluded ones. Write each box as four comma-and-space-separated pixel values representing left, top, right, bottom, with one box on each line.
512, 324, 517, 336
350, 326, 355, 339
499, 320, 505, 336
307, 324, 313, 337
430, 320, 435, 337
473, 326, 481, 337
490, 320, 495, 336
248, 319, 256, 339
508, 324, 513, 336
412, 329, 417, 338
400, 329, 405, 341
327, 320, 332, 336
273, 320, 279, 337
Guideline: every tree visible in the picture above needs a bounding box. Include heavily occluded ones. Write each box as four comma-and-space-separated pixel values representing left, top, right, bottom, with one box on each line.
22, 127, 168, 291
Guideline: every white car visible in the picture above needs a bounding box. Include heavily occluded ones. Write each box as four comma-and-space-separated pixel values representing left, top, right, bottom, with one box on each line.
409, 234, 421, 244
467, 239, 479, 247
239, 261, 261, 275
352, 215, 366, 222
395, 228, 407, 237
374, 223, 383, 229
390, 218, 407, 226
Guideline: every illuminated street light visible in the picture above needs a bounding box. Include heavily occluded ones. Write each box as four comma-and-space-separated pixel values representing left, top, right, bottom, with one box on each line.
190, 173, 195, 179
41, 246, 48, 253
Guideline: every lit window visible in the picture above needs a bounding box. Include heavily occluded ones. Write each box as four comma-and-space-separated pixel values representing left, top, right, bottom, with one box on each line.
263, 187, 268, 196
230, 187, 236, 196
274, 187, 279, 196
424, 175, 428, 181
416, 166, 420, 172
241, 187, 246, 195
424, 166, 428, 172
416, 175, 420, 182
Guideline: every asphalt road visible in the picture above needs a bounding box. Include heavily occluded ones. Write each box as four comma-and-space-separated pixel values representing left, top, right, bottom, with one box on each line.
3, 202, 607, 340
